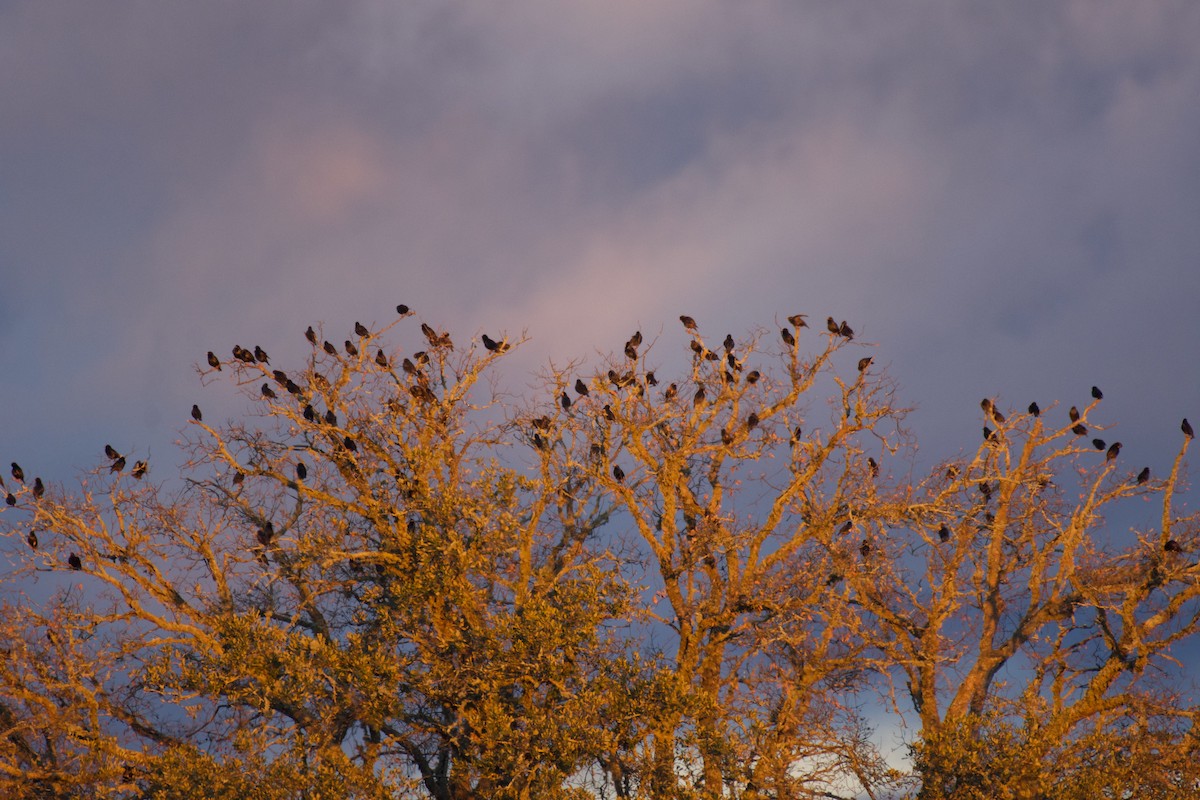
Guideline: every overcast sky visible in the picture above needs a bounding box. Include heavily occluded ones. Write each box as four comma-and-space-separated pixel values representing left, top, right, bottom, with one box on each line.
2, 1, 1198, 492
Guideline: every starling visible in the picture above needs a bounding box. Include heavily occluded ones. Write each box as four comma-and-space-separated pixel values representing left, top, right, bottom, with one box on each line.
111, 456, 126, 473
4, 493, 14, 506
612, 464, 625, 482
1028, 401, 1040, 417
482, 334, 501, 352
1092, 386, 1103, 400
781, 328, 795, 347
1072, 424, 1088, 436
375, 350, 389, 368
272, 370, 288, 385
868, 457, 878, 477
131, 461, 147, 479
343, 436, 357, 452
991, 408, 1006, 424
938, 525, 951, 543
11, 463, 23, 482
305, 326, 317, 345
690, 340, 704, 356
344, 340, 359, 356
1106, 442, 1121, 461
792, 426, 802, 443
232, 471, 244, 486
747, 412, 759, 430
257, 523, 274, 547
532, 433, 546, 451
303, 405, 316, 422
723, 370, 735, 384
746, 370, 760, 384
575, 379, 589, 396
646, 371, 658, 386
664, 383, 678, 401
261, 384, 277, 399
295, 462, 307, 480
827, 317, 840, 334
604, 405, 615, 421
629, 331, 643, 348
981, 398, 992, 413
414, 351, 429, 365
27, 530, 37, 549
207, 351, 221, 370
105, 445, 120, 460
323, 341, 337, 356
421, 322, 438, 344
978, 481, 991, 499
788, 314, 808, 328
705, 350, 720, 361
1184, 418, 1195, 439
680, 315, 697, 331
68, 553, 82, 571
191, 405, 203, 422
254, 346, 269, 364
1137, 467, 1150, 485
1165, 539, 1182, 553
1069, 406, 1080, 423
32, 477, 44, 498
355, 321, 370, 338
826, 572, 843, 586
285, 380, 301, 395
721, 428, 733, 445
560, 391, 572, 411
1092, 439, 1106, 450
857, 357, 872, 372
325, 410, 337, 426
624, 342, 638, 360
983, 426, 993, 441
839, 321, 854, 339
693, 386, 706, 408
396, 304, 410, 315
859, 539, 871, 558
723, 334, 735, 352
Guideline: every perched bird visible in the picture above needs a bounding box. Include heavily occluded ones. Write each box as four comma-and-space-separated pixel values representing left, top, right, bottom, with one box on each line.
272, 370, 288, 385
826, 317, 840, 334
859, 539, 871, 558
991, 407, 1006, 424
839, 321, 854, 339
705, 350, 719, 361
532, 433, 546, 451
257, 523, 274, 547
690, 340, 704, 356
1092, 439, 1106, 450
303, 405, 316, 422
826, 572, 843, 586
746, 370, 760, 384
1072, 424, 1088, 436
305, 326, 317, 345
68, 553, 82, 571
254, 346, 269, 364
575, 379, 589, 396
1184, 418, 1195, 439
1137, 467, 1151, 484
938, 525, 951, 543
343, 436, 357, 452
4, 493, 14, 506
857, 357, 872, 372
978, 481, 992, 500
26, 531, 37, 549
680, 315, 697, 331
746, 412, 759, 430
645, 371, 658, 386
1092, 386, 1103, 400
105, 445, 120, 460
261, 384, 277, 400
131, 461, 147, 479
721, 428, 733, 445
421, 322, 438, 345
1028, 401, 1041, 417
482, 334, 503, 352
981, 398, 992, 413
693, 386, 706, 408
295, 462, 307, 480
323, 341, 337, 356
1165, 539, 1182, 553
612, 464, 625, 482
355, 321, 370, 337
787, 314, 808, 328
285, 380, 301, 395
375, 350, 389, 368
624, 342, 638, 360
560, 391, 572, 411
110, 456, 126, 473
781, 328, 795, 347
32, 477, 44, 498
868, 457, 878, 477
207, 351, 221, 370
1069, 406, 1081, 423
11, 463, 23, 482
983, 426, 993, 441
324, 410, 337, 426
791, 426, 802, 443
664, 383, 678, 401
191, 405, 203, 422
603, 404, 615, 421
1106, 442, 1121, 461
232, 471, 244, 486
344, 340, 359, 356
724, 334, 735, 352
396, 304, 410, 315
629, 331, 643, 348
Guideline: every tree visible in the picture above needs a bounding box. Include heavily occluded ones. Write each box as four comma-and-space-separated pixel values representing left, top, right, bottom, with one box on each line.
1, 312, 1197, 799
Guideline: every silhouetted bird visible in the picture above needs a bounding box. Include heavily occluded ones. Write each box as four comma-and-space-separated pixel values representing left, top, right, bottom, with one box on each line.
724, 334, 735, 352
788, 314, 808, 328
286, 380, 301, 395
1072, 424, 1087, 436
295, 462, 307, 480
303, 405, 316, 422
938, 525, 951, 543
343, 436, 357, 452
27, 531, 37, 549
482, 334, 502, 352
1137, 467, 1151, 485
1028, 402, 1040, 417
781, 328, 795, 346
868, 457, 878, 477
721, 428, 733, 445
232, 471, 244, 486
68, 553, 82, 571
858, 357, 872, 372
1106, 442, 1121, 461
646, 371, 658, 386
4, 494, 14, 506
131, 461, 147, 479
111, 456, 126, 473
32, 477, 44, 498
207, 351, 221, 370
421, 322, 438, 344
624, 342, 638, 360
664, 383, 678, 401
747, 412, 759, 430
261, 384, 277, 399
1184, 418, 1195, 439
254, 346, 269, 364
191, 405, 202, 422
629, 331, 643, 348
983, 426, 993, 441
693, 386, 706, 408
396, 304, 410, 315
827, 317, 840, 334
355, 321, 370, 337
839, 322, 854, 339
273, 370, 288, 385
375, 350, 389, 368
257, 523, 274, 547
560, 391, 572, 411
11, 463, 23, 482
690, 340, 704, 356
612, 465, 625, 482
532, 433, 546, 451
1092, 386, 1103, 400
305, 326, 317, 345
604, 405, 615, 421
324, 410, 337, 426
575, 379, 589, 396
978, 481, 991, 500
746, 370, 760, 385
826, 572, 843, 586
792, 426, 802, 443
705, 350, 719, 361
680, 315, 697, 331
981, 398, 992, 413
859, 539, 871, 558
344, 340, 358, 356
1092, 439, 1106, 451
991, 407, 1005, 424
1069, 406, 1080, 422
105, 445, 119, 460
323, 341, 337, 355
1165, 539, 1182, 553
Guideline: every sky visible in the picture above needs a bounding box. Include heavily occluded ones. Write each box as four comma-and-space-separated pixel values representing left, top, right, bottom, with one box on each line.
2, 2, 1199, 505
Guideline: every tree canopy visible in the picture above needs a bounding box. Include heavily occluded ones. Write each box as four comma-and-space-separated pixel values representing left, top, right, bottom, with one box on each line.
2, 311, 1198, 799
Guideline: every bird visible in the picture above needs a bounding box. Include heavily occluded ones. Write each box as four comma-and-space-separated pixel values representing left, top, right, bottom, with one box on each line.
612, 464, 625, 482
375, 350, 389, 368
781, 328, 795, 347
938, 525, 951, 543
305, 326, 317, 345
604, 404, 615, 421
32, 478, 44, 498
285, 380, 301, 395
868, 457, 878, 477
1092, 439, 1106, 450
1137, 467, 1151, 484
272, 370, 288, 385
857, 357, 872, 372
344, 340, 359, 356
261, 384, 277, 400
859, 539, 871, 558
1072, 424, 1088, 436
482, 334, 502, 352
788, 314, 808, 328
131, 461, 147, 479
991, 407, 1006, 424
11, 463, 23, 483
4, 493, 14, 506
629, 331, 643, 348
232, 471, 244, 486
207, 351, 221, 370
624, 342, 638, 360
396, 304, 410, 315
575, 379, 589, 396
532, 433, 546, 451
105, 445, 120, 460
343, 436, 357, 452
723, 334, 735, 352
746, 412, 759, 430
983, 426, 993, 441
664, 383, 678, 401
1184, 418, 1195, 439
645, 371, 658, 386
257, 523, 274, 547
746, 370, 760, 384
826, 317, 840, 334
295, 462, 307, 480
978, 481, 992, 500
560, 391, 572, 411
1165, 539, 1182, 553
323, 341, 337, 356
1028, 401, 1041, 417
324, 410, 337, 426
690, 340, 704, 356
421, 322, 438, 343
303, 405, 316, 422
1106, 442, 1121, 461
721, 428, 733, 445
1069, 406, 1080, 423
26, 531, 37, 549
693, 386, 706, 408
792, 426, 802, 443
1092, 386, 1103, 400
680, 315, 697, 331
981, 398, 992, 413
68, 553, 82, 571
839, 321, 854, 339
191, 405, 203, 422
111, 457, 126, 473
254, 346, 269, 364
355, 321, 370, 338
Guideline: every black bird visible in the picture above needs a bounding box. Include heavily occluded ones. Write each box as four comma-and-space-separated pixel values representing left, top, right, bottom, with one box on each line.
705, 350, 719, 361
645, 371, 658, 386
254, 346, 269, 364
305, 326, 317, 345
68, 553, 82, 571
664, 383, 678, 401
11, 463, 23, 482
978, 481, 991, 500
1072, 424, 1088, 436
191, 405, 202, 422
1106, 442, 1121, 461
286, 380, 301, 395
421, 322, 438, 345
261, 384, 277, 399
746, 412, 759, 430
1092, 439, 1106, 451
839, 321, 854, 339
1092, 386, 1103, 400
355, 321, 370, 338
4, 493, 14, 506
859, 539, 871, 558
532, 433, 546, 450
624, 342, 638, 360
323, 341, 337, 356
612, 464, 625, 482
693, 386, 706, 408
1069, 406, 1080, 422
981, 398, 992, 413
868, 457, 878, 477
207, 351, 221, 370
781, 328, 795, 347
32, 478, 44, 498
1028, 401, 1040, 417
344, 340, 358, 356
303, 405, 316, 422
746, 370, 760, 384
991, 407, 1006, 424
375, 350, 389, 368
827, 317, 840, 334
826, 572, 843, 586
105, 444, 120, 460
343, 436, 357, 452
257, 523, 274, 547
273, 370, 288, 385
295, 462, 307, 480
724, 334, 735, 352
1137, 467, 1151, 485
938, 525, 951, 543
482, 334, 502, 352
575, 379, 589, 396
857, 357, 872, 372
131, 461, 147, 480
603, 405, 615, 421
1184, 418, 1195, 439
792, 426, 802, 443
721, 428, 733, 445
560, 391, 572, 411
690, 340, 704, 356
1165, 539, 1182, 553
324, 410, 337, 426
396, 304, 410, 315
787, 314, 808, 328
111, 456, 126, 473
680, 315, 697, 331
232, 471, 244, 486
983, 426, 993, 441
629, 331, 643, 349
27, 531, 37, 549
